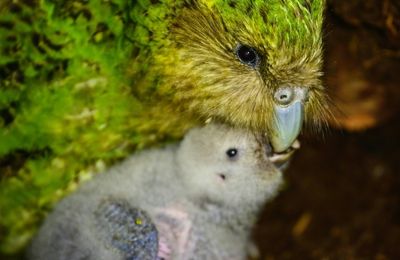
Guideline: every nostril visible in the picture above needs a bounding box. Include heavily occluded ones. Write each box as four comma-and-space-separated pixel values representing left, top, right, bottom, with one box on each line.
274, 87, 294, 106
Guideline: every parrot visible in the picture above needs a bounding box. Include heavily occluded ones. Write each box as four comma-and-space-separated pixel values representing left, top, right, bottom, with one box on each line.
27, 123, 284, 260
0, 0, 331, 254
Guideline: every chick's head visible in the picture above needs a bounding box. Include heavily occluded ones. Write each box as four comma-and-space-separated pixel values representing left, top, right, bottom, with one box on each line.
176, 124, 283, 209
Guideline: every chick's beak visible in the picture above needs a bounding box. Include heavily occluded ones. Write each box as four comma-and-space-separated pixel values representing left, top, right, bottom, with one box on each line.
270, 87, 307, 153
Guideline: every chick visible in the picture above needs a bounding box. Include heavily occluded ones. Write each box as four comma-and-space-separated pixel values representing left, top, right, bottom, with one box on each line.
27, 124, 284, 260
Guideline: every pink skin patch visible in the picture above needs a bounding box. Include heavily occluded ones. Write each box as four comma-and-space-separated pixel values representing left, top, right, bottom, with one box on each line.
153, 206, 193, 260
158, 236, 171, 259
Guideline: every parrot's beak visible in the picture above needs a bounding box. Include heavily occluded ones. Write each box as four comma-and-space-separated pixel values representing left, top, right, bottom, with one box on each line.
270, 87, 306, 153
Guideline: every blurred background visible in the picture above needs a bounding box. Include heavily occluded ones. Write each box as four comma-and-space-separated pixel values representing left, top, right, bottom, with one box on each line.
254, 0, 400, 259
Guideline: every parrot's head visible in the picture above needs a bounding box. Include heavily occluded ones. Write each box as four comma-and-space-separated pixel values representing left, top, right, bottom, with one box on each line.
155, 0, 331, 153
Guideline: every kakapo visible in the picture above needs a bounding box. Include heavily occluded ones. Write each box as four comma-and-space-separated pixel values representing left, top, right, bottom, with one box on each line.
28, 124, 284, 260
0, 0, 331, 253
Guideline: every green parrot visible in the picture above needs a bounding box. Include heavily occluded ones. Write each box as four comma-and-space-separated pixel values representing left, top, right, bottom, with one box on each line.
0, 0, 331, 254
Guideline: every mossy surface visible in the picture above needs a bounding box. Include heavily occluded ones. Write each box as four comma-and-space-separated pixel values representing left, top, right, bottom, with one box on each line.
0, 0, 176, 253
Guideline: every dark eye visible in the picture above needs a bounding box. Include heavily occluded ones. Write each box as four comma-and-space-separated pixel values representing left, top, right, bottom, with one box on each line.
226, 148, 238, 158
236, 44, 259, 68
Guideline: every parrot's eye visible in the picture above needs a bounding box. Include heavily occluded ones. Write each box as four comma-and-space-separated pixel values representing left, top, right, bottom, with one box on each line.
226, 148, 238, 159
236, 44, 259, 68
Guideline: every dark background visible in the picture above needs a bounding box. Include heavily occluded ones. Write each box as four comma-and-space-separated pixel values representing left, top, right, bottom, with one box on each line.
254, 0, 400, 259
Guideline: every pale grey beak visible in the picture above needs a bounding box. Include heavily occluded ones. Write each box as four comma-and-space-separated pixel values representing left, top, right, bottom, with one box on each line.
270, 87, 306, 153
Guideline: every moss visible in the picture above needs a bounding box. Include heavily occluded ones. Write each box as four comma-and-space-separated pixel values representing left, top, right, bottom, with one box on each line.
0, 0, 146, 253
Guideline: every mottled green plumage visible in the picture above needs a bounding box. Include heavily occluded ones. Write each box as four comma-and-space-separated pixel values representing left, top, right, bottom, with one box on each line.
0, 0, 329, 255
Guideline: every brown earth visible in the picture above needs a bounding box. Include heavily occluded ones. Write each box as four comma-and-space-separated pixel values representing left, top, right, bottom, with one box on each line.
255, 116, 400, 259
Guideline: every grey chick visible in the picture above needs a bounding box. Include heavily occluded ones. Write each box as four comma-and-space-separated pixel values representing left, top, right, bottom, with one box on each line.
27, 124, 285, 260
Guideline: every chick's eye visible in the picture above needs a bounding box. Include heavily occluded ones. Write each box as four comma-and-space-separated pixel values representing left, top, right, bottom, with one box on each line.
226, 148, 238, 158
236, 44, 259, 67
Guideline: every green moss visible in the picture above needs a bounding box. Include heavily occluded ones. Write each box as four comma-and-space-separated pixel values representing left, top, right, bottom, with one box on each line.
0, 0, 148, 253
